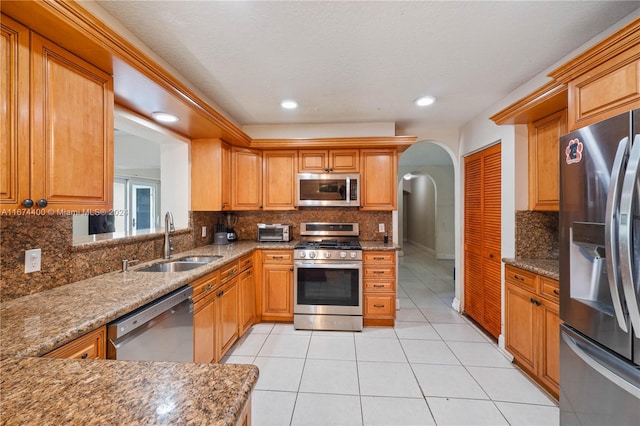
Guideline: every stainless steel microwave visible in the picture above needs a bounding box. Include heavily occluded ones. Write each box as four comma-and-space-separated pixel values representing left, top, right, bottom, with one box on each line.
297, 173, 360, 207
257, 224, 292, 242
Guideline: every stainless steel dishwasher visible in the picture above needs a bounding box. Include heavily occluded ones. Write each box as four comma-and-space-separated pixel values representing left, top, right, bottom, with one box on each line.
107, 285, 194, 362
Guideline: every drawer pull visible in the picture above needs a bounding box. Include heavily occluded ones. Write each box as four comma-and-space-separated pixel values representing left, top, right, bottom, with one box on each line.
514, 275, 525, 282
373, 304, 385, 308
530, 297, 541, 306
373, 271, 385, 274
373, 284, 385, 288
373, 257, 385, 260
553, 289, 560, 296
273, 256, 284, 259
205, 284, 213, 292
81, 353, 88, 359
217, 291, 224, 297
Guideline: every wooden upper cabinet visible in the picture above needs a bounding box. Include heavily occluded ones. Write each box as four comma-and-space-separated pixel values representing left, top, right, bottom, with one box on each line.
263, 150, 297, 210
0, 15, 29, 210
30, 33, 113, 212
360, 149, 397, 210
191, 139, 231, 211
567, 51, 640, 131
232, 147, 262, 210
298, 149, 359, 173
528, 109, 566, 211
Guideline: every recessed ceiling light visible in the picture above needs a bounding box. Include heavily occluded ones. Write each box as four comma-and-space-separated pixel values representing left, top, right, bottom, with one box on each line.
151, 111, 179, 123
281, 100, 298, 109
415, 96, 436, 107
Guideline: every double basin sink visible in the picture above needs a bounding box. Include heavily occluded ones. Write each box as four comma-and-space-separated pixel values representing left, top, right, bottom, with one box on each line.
137, 255, 223, 272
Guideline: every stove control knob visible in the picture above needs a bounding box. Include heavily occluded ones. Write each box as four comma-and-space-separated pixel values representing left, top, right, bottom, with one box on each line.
309, 251, 316, 259
349, 251, 357, 259
340, 251, 347, 258
324, 252, 331, 258
299, 251, 306, 258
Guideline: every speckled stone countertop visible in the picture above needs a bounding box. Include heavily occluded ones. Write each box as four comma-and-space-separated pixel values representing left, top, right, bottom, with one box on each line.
360, 241, 400, 250
502, 258, 560, 281
0, 357, 258, 425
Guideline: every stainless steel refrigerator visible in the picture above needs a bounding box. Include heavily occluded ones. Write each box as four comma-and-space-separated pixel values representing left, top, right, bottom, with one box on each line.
559, 109, 640, 425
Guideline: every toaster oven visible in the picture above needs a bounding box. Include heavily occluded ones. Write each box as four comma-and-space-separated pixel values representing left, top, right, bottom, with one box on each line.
257, 224, 292, 242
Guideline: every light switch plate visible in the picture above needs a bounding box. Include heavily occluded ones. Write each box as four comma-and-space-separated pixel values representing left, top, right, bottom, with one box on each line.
25, 248, 41, 273
201, 226, 207, 237
378, 223, 385, 233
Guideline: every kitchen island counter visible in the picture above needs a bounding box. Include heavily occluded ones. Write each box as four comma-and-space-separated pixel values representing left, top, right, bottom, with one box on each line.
1, 356, 257, 425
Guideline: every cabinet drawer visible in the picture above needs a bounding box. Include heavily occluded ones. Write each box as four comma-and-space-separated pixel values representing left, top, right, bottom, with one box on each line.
220, 261, 240, 283
191, 271, 220, 302
540, 276, 560, 303
363, 252, 395, 264
364, 280, 395, 292
262, 250, 293, 263
364, 294, 395, 317
364, 265, 395, 279
239, 253, 254, 272
505, 266, 537, 292
44, 327, 106, 360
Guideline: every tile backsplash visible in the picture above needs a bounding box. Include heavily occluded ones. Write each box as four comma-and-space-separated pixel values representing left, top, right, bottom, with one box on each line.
0, 209, 389, 301
515, 210, 559, 259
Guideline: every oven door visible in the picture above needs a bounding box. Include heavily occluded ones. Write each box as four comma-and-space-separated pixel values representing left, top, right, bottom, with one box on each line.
294, 260, 362, 315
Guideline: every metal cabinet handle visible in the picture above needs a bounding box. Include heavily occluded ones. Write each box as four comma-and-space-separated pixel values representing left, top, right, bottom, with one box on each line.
36, 199, 48, 208
273, 256, 284, 259
373, 304, 385, 308
22, 199, 34, 208
513, 275, 525, 282
217, 291, 224, 297
373, 257, 385, 260
373, 271, 385, 274
530, 298, 541, 306
81, 353, 88, 359
373, 284, 385, 288
553, 289, 560, 296
290, 267, 294, 271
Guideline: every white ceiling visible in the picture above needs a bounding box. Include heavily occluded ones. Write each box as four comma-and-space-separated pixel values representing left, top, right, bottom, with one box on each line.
95, 1, 638, 133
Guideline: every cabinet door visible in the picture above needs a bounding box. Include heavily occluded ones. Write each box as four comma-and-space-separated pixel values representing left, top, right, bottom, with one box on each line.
263, 150, 297, 210
217, 278, 239, 360
360, 149, 397, 210
193, 293, 215, 363
31, 33, 113, 212
238, 267, 256, 336
262, 264, 293, 320
539, 300, 560, 396
191, 139, 231, 211
528, 109, 566, 211
232, 147, 262, 210
0, 15, 29, 209
505, 283, 537, 374
329, 150, 359, 172
298, 150, 328, 173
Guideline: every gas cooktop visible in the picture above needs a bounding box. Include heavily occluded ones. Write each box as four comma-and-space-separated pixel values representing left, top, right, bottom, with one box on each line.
294, 239, 362, 250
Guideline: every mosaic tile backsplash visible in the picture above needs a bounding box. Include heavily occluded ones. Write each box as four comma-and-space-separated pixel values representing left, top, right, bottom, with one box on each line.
0, 209, 389, 301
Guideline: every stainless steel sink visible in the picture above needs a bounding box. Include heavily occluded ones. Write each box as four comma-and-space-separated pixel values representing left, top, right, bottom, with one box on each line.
137, 261, 206, 273
176, 255, 223, 263
136, 255, 223, 272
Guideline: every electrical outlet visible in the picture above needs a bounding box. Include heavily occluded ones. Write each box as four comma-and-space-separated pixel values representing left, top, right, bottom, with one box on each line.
201, 226, 207, 238
378, 223, 385, 233
25, 248, 41, 273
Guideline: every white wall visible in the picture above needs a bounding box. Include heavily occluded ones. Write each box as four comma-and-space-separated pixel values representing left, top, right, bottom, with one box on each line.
161, 142, 190, 229
404, 175, 436, 252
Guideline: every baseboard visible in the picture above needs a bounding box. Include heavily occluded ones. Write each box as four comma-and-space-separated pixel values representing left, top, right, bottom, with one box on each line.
497, 334, 514, 361
451, 298, 461, 312
436, 254, 455, 260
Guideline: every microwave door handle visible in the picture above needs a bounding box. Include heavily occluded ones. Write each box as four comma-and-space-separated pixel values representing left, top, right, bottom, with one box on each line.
605, 136, 630, 333
619, 134, 640, 337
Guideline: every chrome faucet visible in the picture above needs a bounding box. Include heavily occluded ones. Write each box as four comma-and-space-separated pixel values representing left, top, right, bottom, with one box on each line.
164, 211, 175, 259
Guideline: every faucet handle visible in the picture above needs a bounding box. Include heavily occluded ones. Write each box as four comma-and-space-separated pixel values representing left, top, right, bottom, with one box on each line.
122, 259, 140, 272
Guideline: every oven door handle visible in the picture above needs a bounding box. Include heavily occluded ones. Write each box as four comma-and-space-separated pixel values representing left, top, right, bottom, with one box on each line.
294, 261, 362, 269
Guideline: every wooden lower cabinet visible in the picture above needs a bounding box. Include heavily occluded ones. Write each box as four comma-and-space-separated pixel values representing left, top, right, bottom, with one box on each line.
238, 253, 256, 337
193, 290, 217, 364
44, 326, 106, 359
260, 250, 294, 322
363, 251, 396, 326
505, 265, 560, 398
217, 277, 239, 361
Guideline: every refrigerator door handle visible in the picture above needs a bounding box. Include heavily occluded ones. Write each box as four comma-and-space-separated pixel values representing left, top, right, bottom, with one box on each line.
562, 330, 640, 399
605, 137, 630, 332
619, 134, 640, 338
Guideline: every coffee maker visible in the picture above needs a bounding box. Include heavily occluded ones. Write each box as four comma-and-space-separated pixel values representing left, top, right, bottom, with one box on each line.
224, 213, 238, 241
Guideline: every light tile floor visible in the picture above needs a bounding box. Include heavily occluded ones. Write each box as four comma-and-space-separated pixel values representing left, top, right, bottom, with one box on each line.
222, 244, 558, 425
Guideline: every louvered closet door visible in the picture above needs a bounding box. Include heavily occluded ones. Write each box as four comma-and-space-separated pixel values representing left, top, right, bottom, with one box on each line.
464, 143, 502, 338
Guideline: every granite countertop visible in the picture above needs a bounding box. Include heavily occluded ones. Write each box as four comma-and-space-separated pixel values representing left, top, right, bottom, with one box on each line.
1, 357, 258, 425
360, 241, 400, 250
502, 258, 560, 280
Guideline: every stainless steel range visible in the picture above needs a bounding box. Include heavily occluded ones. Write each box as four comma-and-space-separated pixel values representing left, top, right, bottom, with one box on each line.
294, 222, 363, 331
